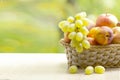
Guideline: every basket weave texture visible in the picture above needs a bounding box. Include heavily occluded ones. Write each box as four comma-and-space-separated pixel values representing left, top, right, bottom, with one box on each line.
60, 39, 120, 68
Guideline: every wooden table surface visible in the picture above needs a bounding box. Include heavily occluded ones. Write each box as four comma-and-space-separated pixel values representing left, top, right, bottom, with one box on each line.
0, 53, 119, 80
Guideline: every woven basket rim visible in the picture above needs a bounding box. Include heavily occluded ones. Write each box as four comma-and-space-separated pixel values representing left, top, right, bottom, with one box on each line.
60, 39, 120, 48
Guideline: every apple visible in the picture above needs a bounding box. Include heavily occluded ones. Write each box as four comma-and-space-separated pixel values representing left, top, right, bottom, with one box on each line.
96, 13, 118, 28
64, 32, 71, 43
94, 26, 113, 45
112, 27, 120, 44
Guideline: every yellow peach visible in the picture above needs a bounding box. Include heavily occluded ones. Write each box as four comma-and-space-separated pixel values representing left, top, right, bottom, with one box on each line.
87, 27, 99, 38
94, 26, 113, 45
112, 27, 120, 44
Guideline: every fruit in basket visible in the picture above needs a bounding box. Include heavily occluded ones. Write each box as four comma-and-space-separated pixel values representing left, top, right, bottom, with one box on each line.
82, 39, 90, 49
67, 16, 75, 23
96, 13, 118, 28
58, 12, 91, 53
94, 26, 113, 45
117, 22, 120, 26
79, 26, 89, 36
85, 66, 94, 75
68, 32, 76, 40
68, 65, 78, 74
76, 43, 83, 53
87, 27, 99, 38
82, 18, 90, 26
64, 32, 71, 43
76, 32, 83, 41
75, 20, 83, 28
67, 23, 76, 32
87, 37, 97, 45
58, 21, 70, 32
112, 27, 120, 43
75, 12, 87, 20
95, 66, 105, 74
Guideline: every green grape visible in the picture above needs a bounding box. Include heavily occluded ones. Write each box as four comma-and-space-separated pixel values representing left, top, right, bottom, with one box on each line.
76, 32, 83, 41
70, 38, 79, 47
76, 46, 83, 53
79, 27, 89, 36
85, 66, 94, 75
58, 20, 66, 29
61, 21, 69, 32
76, 43, 83, 53
61, 26, 68, 32
71, 40, 78, 47
75, 12, 87, 20
75, 20, 83, 28
95, 66, 105, 74
70, 40, 76, 47
82, 18, 89, 26
68, 32, 76, 39
78, 43, 83, 48
82, 39, 90, 49
68, 65, 78, 74
68, 23, 76, 32
67, 16, 75, 23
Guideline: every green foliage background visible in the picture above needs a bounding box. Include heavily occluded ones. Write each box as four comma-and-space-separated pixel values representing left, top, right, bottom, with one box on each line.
0, 0, 120, 53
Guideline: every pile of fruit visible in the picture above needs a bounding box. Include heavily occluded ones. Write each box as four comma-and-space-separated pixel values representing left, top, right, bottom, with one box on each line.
59, 12, 92, 53
58, 12, 120, 75
88, 13, 120, 45
59, 12, 120, 50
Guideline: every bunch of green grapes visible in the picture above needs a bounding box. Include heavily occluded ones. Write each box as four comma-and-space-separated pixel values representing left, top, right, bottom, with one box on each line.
58, 12, 90, 53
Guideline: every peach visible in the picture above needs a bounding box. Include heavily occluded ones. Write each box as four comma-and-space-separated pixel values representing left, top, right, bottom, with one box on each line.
87, 37, 97, 45
112, 27, 120, 44
64, 32, 71, 43
112, 27, 120, 33
94, 26, 113, 45
117, 22, 120, 26
87, 27, 100, 38
96, 13, 118, 28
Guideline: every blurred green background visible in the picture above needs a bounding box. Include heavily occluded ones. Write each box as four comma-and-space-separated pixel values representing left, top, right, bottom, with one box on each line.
0, 0, 120, 53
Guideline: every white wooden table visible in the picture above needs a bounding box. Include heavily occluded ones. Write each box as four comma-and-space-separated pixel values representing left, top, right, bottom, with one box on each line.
0, 53, 119, 80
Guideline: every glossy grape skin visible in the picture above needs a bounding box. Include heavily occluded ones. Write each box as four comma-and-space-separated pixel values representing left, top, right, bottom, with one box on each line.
85, 66, 94, 75
95, 66, 105, 74
76, 32, 83, 41
76, 43, 83, 53
82, 39, 90, 49
75, 20, 83, 28
79, 27, 89, 36
68, 23, 76, 32
68, 65, 78, 74
68, 32, 76, 40
75, 12, 87, 20
67, 16, 75, 23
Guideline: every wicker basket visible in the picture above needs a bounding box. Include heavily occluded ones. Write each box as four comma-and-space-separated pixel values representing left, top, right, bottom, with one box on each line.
60, 39, 120, 68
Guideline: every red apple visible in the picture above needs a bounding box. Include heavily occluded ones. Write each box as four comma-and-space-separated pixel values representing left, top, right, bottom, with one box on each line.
96, 13, 118, 28
94, 26, 113, 45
